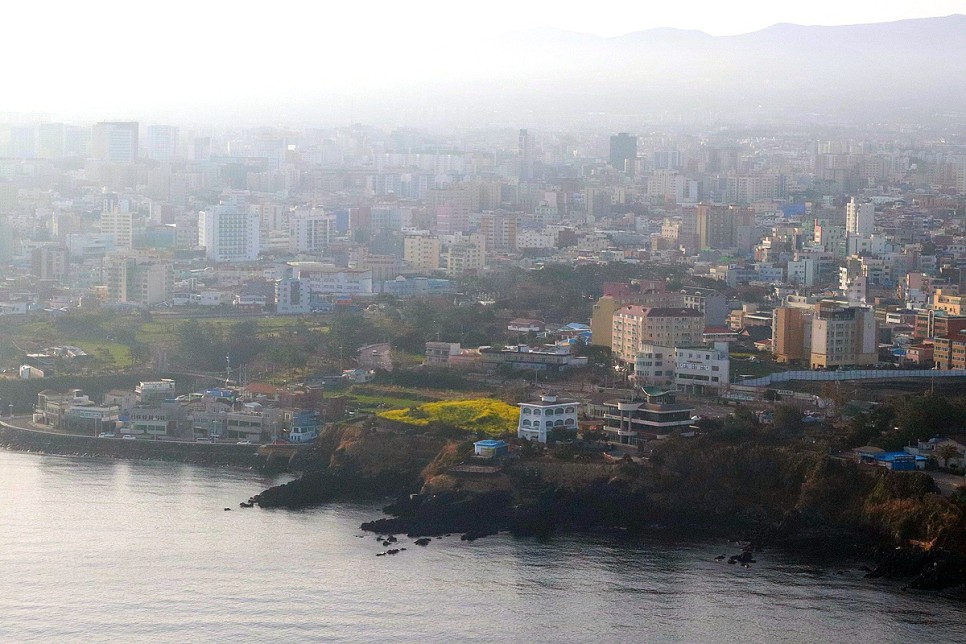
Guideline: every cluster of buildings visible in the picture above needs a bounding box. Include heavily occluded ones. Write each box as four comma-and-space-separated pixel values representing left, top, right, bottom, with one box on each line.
2, 122, 964, 320
31, 378, 337, 443
2, 121, 966, 396
515, 388, 696, 447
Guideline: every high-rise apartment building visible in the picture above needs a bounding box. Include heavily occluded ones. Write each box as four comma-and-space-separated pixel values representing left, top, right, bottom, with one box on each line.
31, 245, 68, 281
289, 209, 334, 254
404, 233, 441, 272
101, 254, 173, 305
845, 197, 874, 238
772, 299, 877, 368
611, 306, 704, 364
695, 204, 754, 250
99, 197, 134, 250
479, 213, 518, 252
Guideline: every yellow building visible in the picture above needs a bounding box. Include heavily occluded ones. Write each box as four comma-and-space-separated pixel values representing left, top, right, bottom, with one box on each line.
403, 234, 441, 272
933, 288, 965, 316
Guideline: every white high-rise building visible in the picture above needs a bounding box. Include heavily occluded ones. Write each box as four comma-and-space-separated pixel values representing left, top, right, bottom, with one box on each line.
199, 205, 260, 262
845, 197, 874, 238
289, 209, 335, 254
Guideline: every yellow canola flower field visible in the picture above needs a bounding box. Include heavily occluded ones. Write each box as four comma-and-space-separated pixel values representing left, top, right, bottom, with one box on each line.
378, 398, 520, 434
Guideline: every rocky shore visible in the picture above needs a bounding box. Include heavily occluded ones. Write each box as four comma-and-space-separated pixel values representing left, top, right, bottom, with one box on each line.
250, 427, 966, 591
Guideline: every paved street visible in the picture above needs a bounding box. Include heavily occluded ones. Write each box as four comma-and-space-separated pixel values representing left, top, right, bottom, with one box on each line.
358, 343, 393, 372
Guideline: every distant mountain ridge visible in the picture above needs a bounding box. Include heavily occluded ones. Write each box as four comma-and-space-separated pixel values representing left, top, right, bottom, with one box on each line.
423, 14, 966, 127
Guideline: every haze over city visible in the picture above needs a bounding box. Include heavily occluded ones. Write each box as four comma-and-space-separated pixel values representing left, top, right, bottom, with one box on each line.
3, 3, 966, 641
3, 2, 965, 125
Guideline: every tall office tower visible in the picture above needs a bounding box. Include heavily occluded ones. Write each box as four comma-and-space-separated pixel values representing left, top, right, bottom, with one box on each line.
99, 197, 134, 250
518, 129, 533, 181
609, 133, 637, 173
289, 209, 335, 254
845, 197, 874, 237
37, 123, 65, 159
146, 125, 179, 161
64, 125, 91, 157
198, 205, 260, 262
193, 137, 212, 161
91, 122, 139, 163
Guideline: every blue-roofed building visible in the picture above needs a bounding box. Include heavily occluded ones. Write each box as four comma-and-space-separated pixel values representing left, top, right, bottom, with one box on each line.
473, 439, 509, 458
854, 446, 926, 471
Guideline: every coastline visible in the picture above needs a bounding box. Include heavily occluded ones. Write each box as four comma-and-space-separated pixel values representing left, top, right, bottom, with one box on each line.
249, 432, 966, 592
0, 419, 272, 469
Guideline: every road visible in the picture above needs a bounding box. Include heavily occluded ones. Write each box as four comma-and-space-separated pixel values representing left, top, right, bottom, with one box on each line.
931, 471, 966, 496
357, 343, 393, 372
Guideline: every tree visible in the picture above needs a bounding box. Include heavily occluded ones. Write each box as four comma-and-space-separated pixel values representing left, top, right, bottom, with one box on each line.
934, 444, 960, 469
771, 404, 805, 440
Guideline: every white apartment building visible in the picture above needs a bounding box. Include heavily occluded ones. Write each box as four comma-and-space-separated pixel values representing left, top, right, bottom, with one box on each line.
275, 277, 311, 314
199, 205, 260, 262
846, 197, 875, 238
289, 209, 335, 254
287, 262, 373, 295
632, 342, 730, 394
516, 230, 557, 249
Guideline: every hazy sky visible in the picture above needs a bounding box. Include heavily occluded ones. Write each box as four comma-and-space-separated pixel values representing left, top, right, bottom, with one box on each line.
2, 1, 964, 121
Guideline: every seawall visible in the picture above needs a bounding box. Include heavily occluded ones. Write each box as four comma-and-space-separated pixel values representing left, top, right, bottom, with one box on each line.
0, 421, 267, 469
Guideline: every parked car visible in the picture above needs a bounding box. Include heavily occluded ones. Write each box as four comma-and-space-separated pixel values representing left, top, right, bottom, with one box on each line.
121, 435, 136, 440
98, 432, 116, 438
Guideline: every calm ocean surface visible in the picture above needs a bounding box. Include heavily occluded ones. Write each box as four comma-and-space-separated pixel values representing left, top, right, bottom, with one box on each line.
1, 449, 964, 643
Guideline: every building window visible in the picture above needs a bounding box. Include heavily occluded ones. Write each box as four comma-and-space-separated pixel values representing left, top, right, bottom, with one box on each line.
522, 408, 530, 414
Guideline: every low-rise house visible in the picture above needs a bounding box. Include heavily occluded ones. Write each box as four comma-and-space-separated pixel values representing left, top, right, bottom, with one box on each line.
286, 409, 320, 443
104, 389, 137, 413
481, 344, 588, 372
425, 342, 462, 367
128, 406, 177, 437
905, 436, 966, 469
136, 379, 176, 405
342, 368, 375, 383
225, 403, 281, 442
507, 318, 545, 334
473, 439, 509, 458
517, 394, 579, 443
